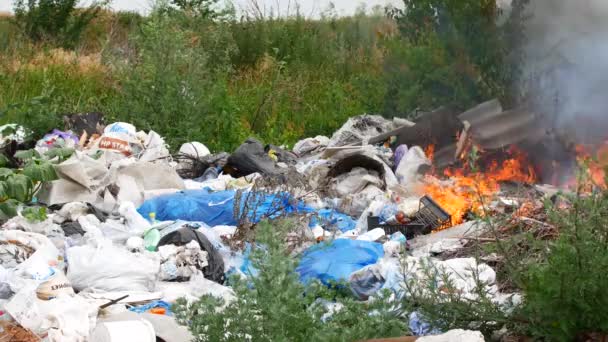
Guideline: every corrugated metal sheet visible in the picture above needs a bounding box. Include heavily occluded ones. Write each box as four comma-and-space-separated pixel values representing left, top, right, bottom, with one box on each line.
373, 99, 547, 168
460, 100, 546, 150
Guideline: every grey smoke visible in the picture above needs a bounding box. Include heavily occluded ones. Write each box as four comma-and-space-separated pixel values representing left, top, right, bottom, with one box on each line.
520, 0, 608, 144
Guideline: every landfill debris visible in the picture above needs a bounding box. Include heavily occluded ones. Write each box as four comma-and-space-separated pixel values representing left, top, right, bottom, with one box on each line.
225, 138, 284, 177
395, 146, 430, 187
293, 135, 330, 156
91, 319, 156, 342
67, 242, 160, 292
297, 239, 384, 285
0, 321, 40, 342
35, 271, 74, 300
0, 107, 562, 340
179, 142, 210, 159
328, 114, 402, 147
158, 241, 209, 281
34, 129, 79, 155
63, 112, 105, 136
157, 227, 225, 284
0, 124, 28, 148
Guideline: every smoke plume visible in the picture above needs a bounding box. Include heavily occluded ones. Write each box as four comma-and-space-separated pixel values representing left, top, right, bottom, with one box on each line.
522, 0, 608, 144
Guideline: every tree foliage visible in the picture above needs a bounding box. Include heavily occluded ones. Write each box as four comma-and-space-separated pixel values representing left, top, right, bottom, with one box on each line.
384, 0, 530, 115
13, 0, 106, 48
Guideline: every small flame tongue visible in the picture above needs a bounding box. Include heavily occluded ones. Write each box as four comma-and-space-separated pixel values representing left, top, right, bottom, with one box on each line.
419, 145, 537, 227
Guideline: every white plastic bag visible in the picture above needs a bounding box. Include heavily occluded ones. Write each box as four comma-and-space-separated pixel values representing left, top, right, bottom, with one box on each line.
395, 146, 430, 187
0, 230, 63, 280
118, 201, 151, 232
3, 215, 63, 236
6, 282, 98, 340
179, 142, 210, 159
67, 243, 160, 292
42, 294, 98, 342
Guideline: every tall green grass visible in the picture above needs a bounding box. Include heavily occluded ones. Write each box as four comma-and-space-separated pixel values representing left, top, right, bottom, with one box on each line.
0, 9, 394, 151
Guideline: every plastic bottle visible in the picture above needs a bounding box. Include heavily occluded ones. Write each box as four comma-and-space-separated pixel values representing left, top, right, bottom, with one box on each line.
143, 229, 160, 252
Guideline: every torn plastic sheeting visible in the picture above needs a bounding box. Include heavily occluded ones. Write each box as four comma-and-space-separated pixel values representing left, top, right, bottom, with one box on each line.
326, 147, 399, 190
137, 130, 171, 162
4, 281, 98, 339
0, 230, 63, 280
328, 114, 398, 147
38, 152, 185, 207
409, 311, 442, 336
137, 190, 311, 227
157, 227, 224, 284
309, 209, 356, 233
326, 153, 387, 184
382, 257, 498, 302
296, 239, 384, 286
129, 300, 172, 315
293, 135, 329, 155
158, 274, 235, 305
395, 146, 430, 187
349, 263, 385, 300
66, 242, 160, 292
332, 167, 383, 197
0, 265, 12, 299
393, 144, 408, 170
35, 129, 79, 155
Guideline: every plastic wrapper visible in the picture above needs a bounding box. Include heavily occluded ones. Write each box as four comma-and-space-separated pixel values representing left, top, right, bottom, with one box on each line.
66, 242, 159, 292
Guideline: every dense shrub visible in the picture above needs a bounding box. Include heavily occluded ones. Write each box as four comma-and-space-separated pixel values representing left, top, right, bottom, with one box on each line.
514, 188, 608, 340
174, 219, 407, 341
107, 9, 245, 151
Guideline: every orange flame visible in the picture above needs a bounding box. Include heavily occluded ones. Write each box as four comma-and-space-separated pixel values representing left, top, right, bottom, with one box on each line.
569, 143, 608, 190
424, 144, 435, 162
419, 145, 537, 227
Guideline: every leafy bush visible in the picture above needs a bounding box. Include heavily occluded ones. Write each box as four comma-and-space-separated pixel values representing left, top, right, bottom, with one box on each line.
174, 219, 407, 341
0, 145, 63, 219
13, 0, 106, 48
109, 9, 246, 151
399, 257, 513, 338
514, 189, 608, 340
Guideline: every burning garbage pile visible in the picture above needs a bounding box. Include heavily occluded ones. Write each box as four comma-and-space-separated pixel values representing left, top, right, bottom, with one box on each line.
0, 100, 599, 341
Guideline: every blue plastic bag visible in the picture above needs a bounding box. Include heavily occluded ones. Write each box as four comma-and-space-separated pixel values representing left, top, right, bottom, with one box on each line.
138, 190, 309, 227
296, 239, 384, 285
309, 209, 356, 232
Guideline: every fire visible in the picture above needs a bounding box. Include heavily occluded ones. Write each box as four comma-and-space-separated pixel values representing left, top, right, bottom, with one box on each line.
570, 143, 608, 190
419, 145, 537, 227
424, 144, 435, 162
